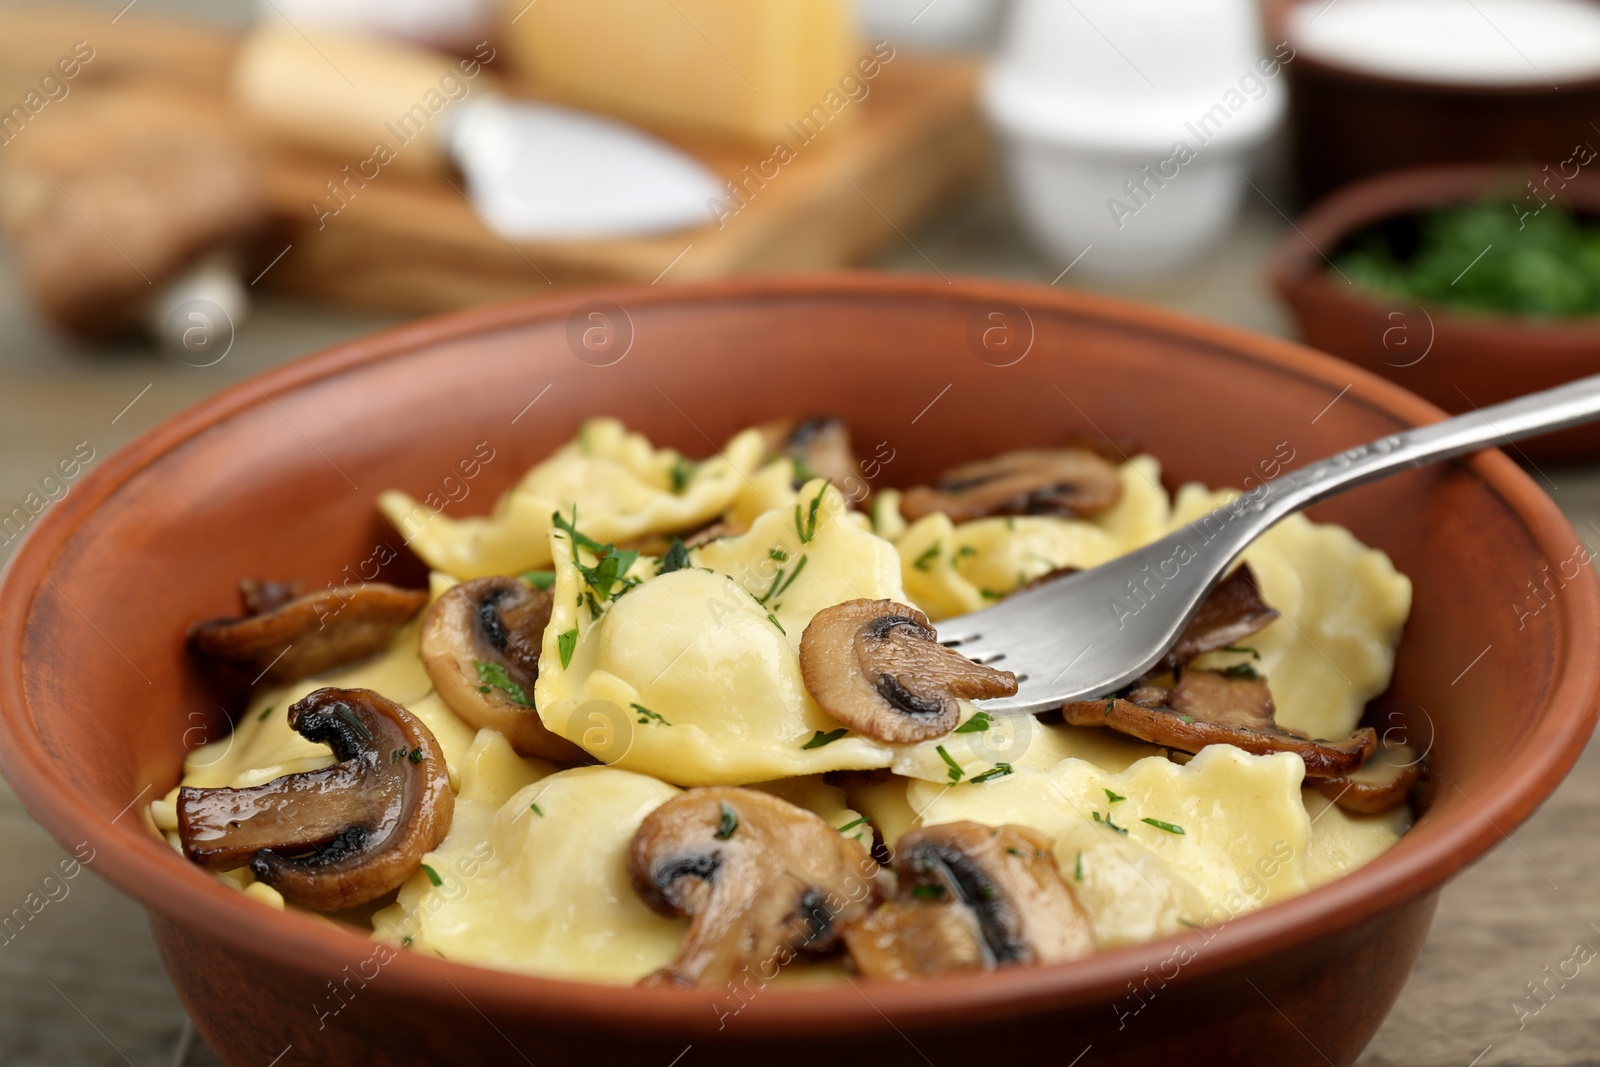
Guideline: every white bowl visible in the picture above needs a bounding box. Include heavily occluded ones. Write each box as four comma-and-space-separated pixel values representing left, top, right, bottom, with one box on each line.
982, 0, 1284, 275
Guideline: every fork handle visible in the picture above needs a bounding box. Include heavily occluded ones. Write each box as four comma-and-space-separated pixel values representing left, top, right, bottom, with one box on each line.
1206, 373, 1600, 546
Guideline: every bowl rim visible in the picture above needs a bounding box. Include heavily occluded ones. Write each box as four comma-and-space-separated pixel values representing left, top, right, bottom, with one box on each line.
2, 272, 1596, 1032
1269, 164, 1600, 339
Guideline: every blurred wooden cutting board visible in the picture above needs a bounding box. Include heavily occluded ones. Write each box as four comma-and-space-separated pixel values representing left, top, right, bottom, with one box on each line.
0, 8, 988, 315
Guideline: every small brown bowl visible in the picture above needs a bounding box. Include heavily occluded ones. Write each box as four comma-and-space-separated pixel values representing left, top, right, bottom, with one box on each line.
1271, 165, 1600, 461
1, 275, 1596, 1067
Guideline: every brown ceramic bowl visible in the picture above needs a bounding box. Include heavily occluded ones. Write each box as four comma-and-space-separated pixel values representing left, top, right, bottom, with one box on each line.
1, 275, 1596, 1067
1272, 165, 1600, 461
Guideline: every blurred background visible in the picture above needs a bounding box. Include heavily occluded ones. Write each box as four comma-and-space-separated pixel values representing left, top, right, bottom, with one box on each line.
2, 0, 1599, 1063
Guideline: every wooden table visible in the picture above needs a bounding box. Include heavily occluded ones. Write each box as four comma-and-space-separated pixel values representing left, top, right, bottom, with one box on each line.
1, 98, 1597, 1067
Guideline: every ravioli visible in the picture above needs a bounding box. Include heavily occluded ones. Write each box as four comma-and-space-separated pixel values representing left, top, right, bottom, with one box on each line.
378, 419, 765, 579
533, 480, 900, 784
373, 762, 684, 982
1167, 485, 1413, 740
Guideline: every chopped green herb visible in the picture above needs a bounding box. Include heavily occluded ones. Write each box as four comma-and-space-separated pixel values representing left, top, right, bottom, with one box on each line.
390, 747, 407, 763
401, 935, 414, 947
757, 554, 809, 606
1104, 788, 1126, 804
767, 612, 786, 634
769, 547, 789, 563
529, 802, 544, 817
257, 705, 275, 722
475, 660, 533, 707
715, 802, 739, 840
552, 508, 641, 601
1142, 818, 1186, 835
955, 544, 978, 559
1006, 847, 1025, 857
1178, 919, 1199, 930
557, 628, 578, 669
979, 588, 1005, 601
1222, 645, 1260, 660
658, 537, 692, 575
954, 711, 993, 734
1104, 697, 1116, 716
670, 456, 696, 493
421, 864, 442, 887
1092, 811, 1128, 834
408, 747, 424, 764
632, 703, 671, 726
936, 744, 964, 783
793, 485, 826, 544
520, 570, 557, 590
333, 703, 372, 739
910, 883, 946, 900
912, 542, 942, 572
791, 456, 818, 485
1221, 662, 1260, 681
1178, 714, 1196, 724
971, 762, 1013, 784
836, 817, 868, 834
1074, 850, 1084, 881
803, 728, 849, 749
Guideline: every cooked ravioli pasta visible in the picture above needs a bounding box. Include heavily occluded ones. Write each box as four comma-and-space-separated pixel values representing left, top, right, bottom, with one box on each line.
163, 417, 1416, 987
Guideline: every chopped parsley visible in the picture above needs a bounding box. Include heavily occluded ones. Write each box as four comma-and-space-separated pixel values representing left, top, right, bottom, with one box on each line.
401, 935, 414, 947
936, 744, 964, 783
802, 728, 849, 749
715, 802, 739, 840
557, 628, 578, 669
658, 538, 691, 575
1222, 645, 1260, 659
1142, 818, 1186, 835
670, 456, 696, 493
979, 588, 1005, 601
1221, 662, 1260, 681
953, 544, 978, 564
475, 660, 532, 707
971, 762, 1013, 784
529, 802, 544, 817
520, 570, 557, 590
910, 883, 946, 900
632, 703, 670, 726
1104, 697, 1116, 716
1103, 788, 1126, 804
769, 547, 789, 563
1092, 811, 1128, 835
408, 747, 424, 764
553, 508, 641, 602
421, 864, 442, 887
390, 748, 407, 763
257, 704, 275, 722
1178, 714, 1196, 724
954, 711, 993, 734
912, 543, 942, 572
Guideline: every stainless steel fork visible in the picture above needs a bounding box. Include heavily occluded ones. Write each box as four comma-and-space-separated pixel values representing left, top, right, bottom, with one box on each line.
946, 373, 1600, 715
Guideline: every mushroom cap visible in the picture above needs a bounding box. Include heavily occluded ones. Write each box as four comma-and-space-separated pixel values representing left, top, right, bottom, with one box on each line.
1062, 669, 1377, 779
627, 786, 885, 988
1152, 564, 1279, 673
1312, 740, 1423, 814
799, 599, 1018, 744
757, 415, 864, 496
420, 577, 588, 763
843, 821, 1095, 980
191, 581, 427, 684
900, 448, 1123, 524
177, 687, 454, 912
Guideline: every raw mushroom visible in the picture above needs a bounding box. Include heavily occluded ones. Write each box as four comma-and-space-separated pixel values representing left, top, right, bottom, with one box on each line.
843, 821, 1095, 980
1312, 740, 1422, 813
192, 581, 428, 684
628, 787, 885, 988
177, 687, 453, 912
758, 415, 863, 492
900, 448, 1123, 523
419, 577, 587, 762
799, 599, 1018, 744
1062, 668, 1376, 778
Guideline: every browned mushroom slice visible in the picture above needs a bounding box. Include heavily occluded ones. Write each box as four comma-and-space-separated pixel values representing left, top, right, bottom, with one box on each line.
843, 822, 1095, 981
177, 687, 453, 912
1312, 741, 1422, 813
1062, 668, 1377, 779
419, 577, 587, 763
628, 787, 885, 988
800, 599, 1018, 744
1153, 564, 1278, 671
192, 581, 428, 683
900, 448, 1123, 523
758, 415, 863, 491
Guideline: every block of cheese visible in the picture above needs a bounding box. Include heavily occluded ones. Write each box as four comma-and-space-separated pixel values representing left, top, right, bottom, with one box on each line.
503, 0, 860, 144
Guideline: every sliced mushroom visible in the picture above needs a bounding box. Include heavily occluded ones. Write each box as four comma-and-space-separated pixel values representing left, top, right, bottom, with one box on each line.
1312, 741, 1422, 813
177, 687, 453, 911
629, 787, 885, 988
419, 577, 587, 763
192, 581, 428, 683
1153, 565, 1278, 672
900, 448, 1123, 523
800, 599, 1018, 744
758, 415, 863, 492
843, 822, 1095, 981
1062, 668, 1376, 779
